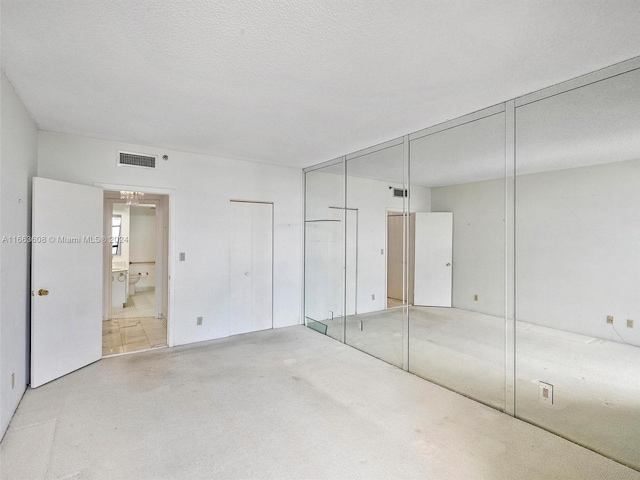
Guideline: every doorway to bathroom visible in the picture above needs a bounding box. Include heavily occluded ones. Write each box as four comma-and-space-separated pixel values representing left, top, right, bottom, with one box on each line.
102, 190, 169, 356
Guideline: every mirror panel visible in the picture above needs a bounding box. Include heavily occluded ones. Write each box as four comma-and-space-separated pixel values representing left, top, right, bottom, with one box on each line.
408, 110, 507, 410
304, 162, 345, 341
303, 59, 640, 470
344, 142, 407, 368
515, 67, 640, 469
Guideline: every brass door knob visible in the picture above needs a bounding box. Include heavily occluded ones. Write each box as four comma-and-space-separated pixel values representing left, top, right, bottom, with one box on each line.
38, 289, 49, 296
446, 263, 451, 267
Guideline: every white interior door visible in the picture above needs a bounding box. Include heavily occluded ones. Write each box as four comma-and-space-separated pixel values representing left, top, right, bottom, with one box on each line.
31, 177, 103, 387
229, 201, 273, 335
414, 212, 453, 307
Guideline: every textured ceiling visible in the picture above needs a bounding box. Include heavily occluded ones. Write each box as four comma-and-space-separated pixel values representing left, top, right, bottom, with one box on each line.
317, 67, 640, 187
2, 1, 640, 169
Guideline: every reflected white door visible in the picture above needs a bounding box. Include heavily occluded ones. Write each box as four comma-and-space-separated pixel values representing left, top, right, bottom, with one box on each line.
31, 177, 103, 387
414, 212, 453, 307
229, 202, 273, 335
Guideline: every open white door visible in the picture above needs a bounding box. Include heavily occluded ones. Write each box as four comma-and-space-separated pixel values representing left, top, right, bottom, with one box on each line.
414, 212, 453, 307
31, 177, 103, 387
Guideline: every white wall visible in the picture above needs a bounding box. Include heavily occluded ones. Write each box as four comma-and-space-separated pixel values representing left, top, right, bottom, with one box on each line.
432, 158, 640, 346
517, 158, 640, 346
431, 177, 505, 316
0, 71, 38, 439
129, 206, 156, 290
37, 131, 303, 346
129, 206, 155, 262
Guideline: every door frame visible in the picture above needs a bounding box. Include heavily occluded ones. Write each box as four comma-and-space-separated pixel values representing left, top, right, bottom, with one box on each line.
385, 208, 416, 308
96, 183, 175, 347
229, 199, 275, 334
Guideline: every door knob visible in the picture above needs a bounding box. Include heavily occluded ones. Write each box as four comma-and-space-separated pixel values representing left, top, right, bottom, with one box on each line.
446, 263, 451, 267
38, 289, 49, 296
245, 272, 250, 276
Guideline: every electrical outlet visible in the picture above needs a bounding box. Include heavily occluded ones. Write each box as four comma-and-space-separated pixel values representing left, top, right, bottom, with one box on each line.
372, 294, 375, 301
179, 252, 186, 261
473, 294, 478, 301
11, 373, 15, 389
539, 381, 553, 405
607, 315, 614, 324
380, 248, 384, 255
197, 316, 203, 325
627, 319, 634, 329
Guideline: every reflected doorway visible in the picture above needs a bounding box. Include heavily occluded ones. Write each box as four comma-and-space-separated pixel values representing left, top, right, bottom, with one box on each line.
386, 211, 414, 308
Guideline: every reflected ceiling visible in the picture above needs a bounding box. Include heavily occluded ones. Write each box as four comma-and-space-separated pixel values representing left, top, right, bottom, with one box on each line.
516, 68, 640, 175
320, 67, 640, 187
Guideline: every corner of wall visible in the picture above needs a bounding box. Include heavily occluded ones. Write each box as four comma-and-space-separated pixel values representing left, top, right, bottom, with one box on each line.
0, 69, 39, 440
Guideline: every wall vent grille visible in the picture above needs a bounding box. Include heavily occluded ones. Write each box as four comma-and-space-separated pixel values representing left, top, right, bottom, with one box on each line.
392, 188, 407, 198
118, 151, 156, 169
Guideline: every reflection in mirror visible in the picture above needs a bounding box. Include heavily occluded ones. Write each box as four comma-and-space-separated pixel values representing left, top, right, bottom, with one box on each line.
515, 68, 640, 469
112, 215, 122, 255
408, 111, 507, 410
342, 142, 415, 367
304, 162, 345, 341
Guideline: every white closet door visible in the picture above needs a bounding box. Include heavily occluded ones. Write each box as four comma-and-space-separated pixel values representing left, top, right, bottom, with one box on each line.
414, 212, 453, 307
31, 177, 103, 387
229, 202, 273, 335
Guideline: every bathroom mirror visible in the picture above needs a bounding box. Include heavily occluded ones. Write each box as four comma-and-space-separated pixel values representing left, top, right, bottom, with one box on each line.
514, 67, 640, 469
408, 108, 508, 410
111, 215, 122, 255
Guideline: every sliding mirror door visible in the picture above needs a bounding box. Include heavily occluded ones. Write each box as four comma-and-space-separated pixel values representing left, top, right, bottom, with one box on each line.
515, 67, 640, 469
408, 108, 509, 410
304, 161, 345, 341
343, 141, 408, 368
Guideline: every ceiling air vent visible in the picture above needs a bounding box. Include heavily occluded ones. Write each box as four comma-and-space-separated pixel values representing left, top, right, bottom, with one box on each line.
118, 151, 156, 169
392, 188, 407, 198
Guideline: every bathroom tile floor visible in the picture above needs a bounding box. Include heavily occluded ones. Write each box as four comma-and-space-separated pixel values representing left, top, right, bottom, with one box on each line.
102, 316, 167, 356
111, 289, 155, 319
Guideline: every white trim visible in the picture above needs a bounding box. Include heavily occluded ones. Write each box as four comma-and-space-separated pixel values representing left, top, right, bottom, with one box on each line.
515, 56, 640, 107
346, 137, 404, 162
409, 104, 506, 142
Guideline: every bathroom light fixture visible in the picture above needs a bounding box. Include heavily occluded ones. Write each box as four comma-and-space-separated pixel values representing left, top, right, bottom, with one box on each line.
120, 191, 144, 206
